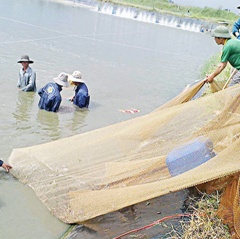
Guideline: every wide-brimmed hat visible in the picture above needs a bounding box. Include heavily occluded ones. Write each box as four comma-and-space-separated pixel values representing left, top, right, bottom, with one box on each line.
212, 25, 231, 38
217, 21, 229, 26
53, 72, 69, 87
17, 55, 34, 64
68, 71, 84, 83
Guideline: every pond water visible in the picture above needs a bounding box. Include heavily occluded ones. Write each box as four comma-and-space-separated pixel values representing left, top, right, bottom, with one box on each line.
0, 0, 220, 238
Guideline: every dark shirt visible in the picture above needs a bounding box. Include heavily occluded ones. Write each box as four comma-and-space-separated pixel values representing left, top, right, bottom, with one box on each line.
73, 83, 90, 108
232, 19, 240, 39
38, 83, 62, 112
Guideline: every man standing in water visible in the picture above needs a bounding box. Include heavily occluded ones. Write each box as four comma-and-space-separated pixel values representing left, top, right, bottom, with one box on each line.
38, 72, 69, 112
17, 55, 36, 92
0, 159, 12, 172
69, 71, 90, 108
205, 25, 240, 87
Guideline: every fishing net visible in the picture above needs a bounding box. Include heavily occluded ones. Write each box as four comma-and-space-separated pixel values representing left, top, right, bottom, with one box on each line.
9, 81, 240, 237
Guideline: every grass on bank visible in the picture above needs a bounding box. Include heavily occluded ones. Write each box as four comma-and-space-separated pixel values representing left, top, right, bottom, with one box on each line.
167, 192, 232, 238
100, 0, 238, 25
200, 53, 232, 95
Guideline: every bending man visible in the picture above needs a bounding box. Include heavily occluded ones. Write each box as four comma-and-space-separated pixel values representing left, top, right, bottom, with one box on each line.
38, 72, 69, 112
205, 26, 240, 87
69, 71, 90, 108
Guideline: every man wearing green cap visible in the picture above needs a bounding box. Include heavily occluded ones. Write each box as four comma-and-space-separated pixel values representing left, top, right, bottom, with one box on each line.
204, 25, 240, 87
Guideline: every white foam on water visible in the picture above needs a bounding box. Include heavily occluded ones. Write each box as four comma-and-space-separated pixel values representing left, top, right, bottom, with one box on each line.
95, 5, 202, 32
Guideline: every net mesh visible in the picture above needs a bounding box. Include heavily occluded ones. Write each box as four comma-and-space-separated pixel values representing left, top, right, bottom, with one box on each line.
9, 81, 240, 237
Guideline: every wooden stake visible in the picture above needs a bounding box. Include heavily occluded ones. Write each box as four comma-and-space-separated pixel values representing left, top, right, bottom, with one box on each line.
222, 68, 238, 90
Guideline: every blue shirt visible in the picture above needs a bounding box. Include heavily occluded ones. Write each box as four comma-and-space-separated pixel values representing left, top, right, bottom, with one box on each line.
17, 66, 36, 92
38, 83, 62, 112
232, 19, 240, 39
73, 83, 90, 108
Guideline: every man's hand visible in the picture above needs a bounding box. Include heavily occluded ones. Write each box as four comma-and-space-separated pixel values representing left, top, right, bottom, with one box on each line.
204, 74, 214, 83
2, 163, 12, 173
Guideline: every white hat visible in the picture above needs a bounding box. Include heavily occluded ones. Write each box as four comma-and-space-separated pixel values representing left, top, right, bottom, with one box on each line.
69, 71, 84, 83
17, 55, 34, 64
53, 72, 69, 87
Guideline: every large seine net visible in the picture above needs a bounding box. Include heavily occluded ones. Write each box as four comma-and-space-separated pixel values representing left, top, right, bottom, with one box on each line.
9, 81, 240, 237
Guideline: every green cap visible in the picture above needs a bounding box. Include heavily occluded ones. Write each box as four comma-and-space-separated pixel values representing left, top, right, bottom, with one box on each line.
212, 25, 231, 38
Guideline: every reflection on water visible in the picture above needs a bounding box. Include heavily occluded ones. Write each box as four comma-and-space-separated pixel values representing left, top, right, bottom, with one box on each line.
35, 105, 90, 142
68, 108, 89, 132
13, 91, 35, 123
36, 105, 90, 141
37, 110, 61, 140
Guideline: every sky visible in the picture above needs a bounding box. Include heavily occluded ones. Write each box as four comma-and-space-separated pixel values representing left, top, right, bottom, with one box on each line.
173, 0, 240, 14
